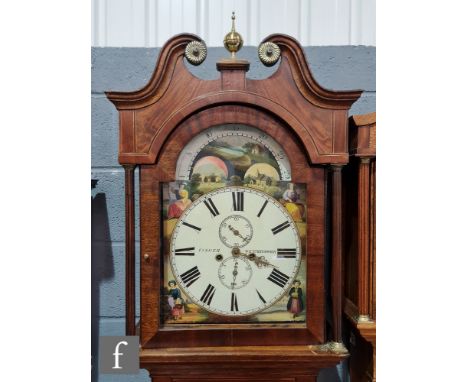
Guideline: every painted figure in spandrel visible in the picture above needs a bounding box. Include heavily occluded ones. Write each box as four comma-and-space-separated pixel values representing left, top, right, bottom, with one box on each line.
167, 280, 185, 320
287, 279, 304, 319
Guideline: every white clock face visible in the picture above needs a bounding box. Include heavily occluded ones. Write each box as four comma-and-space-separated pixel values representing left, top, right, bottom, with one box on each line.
170, 187, 301, 316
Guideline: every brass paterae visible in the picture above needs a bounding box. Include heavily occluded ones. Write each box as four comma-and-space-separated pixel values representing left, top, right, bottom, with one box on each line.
185, 40, 207, 65
258, 41, 281, 66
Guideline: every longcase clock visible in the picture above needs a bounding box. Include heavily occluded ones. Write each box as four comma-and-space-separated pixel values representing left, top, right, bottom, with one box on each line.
106, 15, 362, 382
343, 112, 377, 381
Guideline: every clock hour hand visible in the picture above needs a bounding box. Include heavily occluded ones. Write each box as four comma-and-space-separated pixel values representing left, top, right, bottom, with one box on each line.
228, 225, 249, 242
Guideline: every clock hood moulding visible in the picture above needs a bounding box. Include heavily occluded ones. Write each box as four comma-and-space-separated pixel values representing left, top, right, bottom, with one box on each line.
106, 33, 362, 166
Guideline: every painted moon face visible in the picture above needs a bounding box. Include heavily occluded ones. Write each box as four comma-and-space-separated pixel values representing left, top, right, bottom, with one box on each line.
192, 156, 229, 179
244, 163, 280, 181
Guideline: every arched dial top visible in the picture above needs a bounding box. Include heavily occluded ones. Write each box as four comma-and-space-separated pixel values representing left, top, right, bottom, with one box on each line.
170, 187, 301, 316
175, 124, 292, 182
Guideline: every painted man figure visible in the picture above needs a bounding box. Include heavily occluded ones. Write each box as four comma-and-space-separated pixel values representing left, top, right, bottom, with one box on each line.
287, 279, 304, 319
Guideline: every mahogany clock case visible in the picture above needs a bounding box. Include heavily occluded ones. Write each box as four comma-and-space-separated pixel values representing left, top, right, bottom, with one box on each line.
140, 106, 326, 348
105, 32, 363, 360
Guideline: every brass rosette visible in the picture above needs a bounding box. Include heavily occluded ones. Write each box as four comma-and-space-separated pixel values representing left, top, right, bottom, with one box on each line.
184, 40, 207, 66
258, 42, 281, 66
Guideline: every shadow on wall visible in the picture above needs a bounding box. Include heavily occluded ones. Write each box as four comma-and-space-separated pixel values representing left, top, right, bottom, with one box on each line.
91, 191, 114, 382
319, 364, 346, 382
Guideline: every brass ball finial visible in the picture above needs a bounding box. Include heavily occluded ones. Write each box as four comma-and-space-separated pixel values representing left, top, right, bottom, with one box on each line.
223, 11, 243, 59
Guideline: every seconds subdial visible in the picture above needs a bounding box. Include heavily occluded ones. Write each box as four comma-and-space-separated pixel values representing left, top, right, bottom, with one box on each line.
218, 256, 253, 290
219, 215, 253, 248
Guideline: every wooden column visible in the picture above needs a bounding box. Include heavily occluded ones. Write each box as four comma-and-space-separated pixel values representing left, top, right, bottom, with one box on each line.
357, 157, 371, 320
370, 159, 376, 320
123, 164, 136, 336
331, 165, 344, 343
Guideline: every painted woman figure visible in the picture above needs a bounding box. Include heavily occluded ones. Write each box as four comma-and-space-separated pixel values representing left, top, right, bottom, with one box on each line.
167, 280, 185, 320
287, 280, 304, 319
167, 189, 192, 219
282, 184, 303, 222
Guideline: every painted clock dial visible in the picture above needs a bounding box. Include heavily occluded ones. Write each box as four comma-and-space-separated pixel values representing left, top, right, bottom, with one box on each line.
175, 124, 292, 182
170, 186, 301, 316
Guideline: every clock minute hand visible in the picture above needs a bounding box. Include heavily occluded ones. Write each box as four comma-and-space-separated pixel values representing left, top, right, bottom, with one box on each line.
231, 260, 239, 289
249, 254, 277, 269
232, 247, 277, 269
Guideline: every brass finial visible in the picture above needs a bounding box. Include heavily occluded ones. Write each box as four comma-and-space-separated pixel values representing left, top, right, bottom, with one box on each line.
223, 12, 243, 59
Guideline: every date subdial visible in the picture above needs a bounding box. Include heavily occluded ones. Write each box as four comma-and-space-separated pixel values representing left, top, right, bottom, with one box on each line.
218, 256, 253, 290
218, 215, 253, 248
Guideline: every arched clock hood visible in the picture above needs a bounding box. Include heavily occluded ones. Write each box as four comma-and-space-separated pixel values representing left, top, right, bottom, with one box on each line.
106, 33, 361, 166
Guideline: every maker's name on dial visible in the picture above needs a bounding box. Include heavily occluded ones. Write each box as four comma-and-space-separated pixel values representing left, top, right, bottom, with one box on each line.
197, 248, 276, 254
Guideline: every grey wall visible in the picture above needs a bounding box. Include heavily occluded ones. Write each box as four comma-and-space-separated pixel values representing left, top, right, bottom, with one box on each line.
91, 46, 375, 382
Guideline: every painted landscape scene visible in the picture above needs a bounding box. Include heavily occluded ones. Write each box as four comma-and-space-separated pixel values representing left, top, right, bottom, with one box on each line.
189, 134, 285, 196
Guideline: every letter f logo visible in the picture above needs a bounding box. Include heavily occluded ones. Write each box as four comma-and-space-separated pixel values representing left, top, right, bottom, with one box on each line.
112, 341, 128, 369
